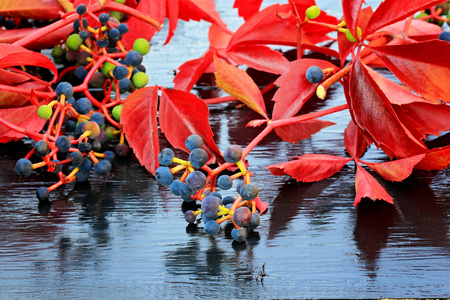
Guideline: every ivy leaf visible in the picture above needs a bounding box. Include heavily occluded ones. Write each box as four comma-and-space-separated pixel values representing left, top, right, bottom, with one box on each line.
354, 163, 394, 206
363, 154, 425, 182
274, 119, 335, 143
415, 146, 450, 171
0, 0, 64, 20
364, 0, 446, 37
174, 48, 215, 91
348, 58, 428, 158
272, 59, 337, 120
370, 40, 450, 104
266, 154, 351, 182
121, 86, 160, 175
232, 0, 263, 21
159, 88, 222, 160
214, 55, 268, 119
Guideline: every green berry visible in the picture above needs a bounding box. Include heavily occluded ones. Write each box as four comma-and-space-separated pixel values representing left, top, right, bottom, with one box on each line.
37, 105, 52, 119
51, 45, 64, 59
305, 5, 321, 19
112, 104, 123, 122
132, 72, 148, 88
115, 0, 126, 3
346, 27, 362, 42
133, 38, 150, 55
101, 61, 115, 77
66, 33, 83, 51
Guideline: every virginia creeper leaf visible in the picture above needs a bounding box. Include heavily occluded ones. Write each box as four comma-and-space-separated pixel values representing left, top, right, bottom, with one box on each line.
159, 88, 222, 160
341, 0, 365, 39
266, 154, 351, 182
354, 163, 394, 206
254, 196, 268, 215
0, 81, 49, 108
0, 0, 64, 20
363, 154, 425, 182
233, 0, 263, 21
0, 104, 46, 143
174, 48, 214, 91
226, 45, 289, 75
272, 59, 337, 120
214, 55, 268, 119
121, 86, 160, 175
178, 0, 231, 34
415, 146, 450, 171
0, 25, 74, 50
348, 58, 428, 158
274, 119, 335, 144
344, 119, 369, 158
372, 19, 442, 41
370, 40, 450, 104
364, 0, 446, 37
165, 0, 179, 45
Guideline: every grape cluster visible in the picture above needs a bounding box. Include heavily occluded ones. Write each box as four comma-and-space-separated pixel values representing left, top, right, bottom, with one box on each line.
155, 135, 265, 243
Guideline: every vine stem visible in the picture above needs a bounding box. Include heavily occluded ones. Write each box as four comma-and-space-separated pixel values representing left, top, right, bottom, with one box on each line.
242, 103, 349, 159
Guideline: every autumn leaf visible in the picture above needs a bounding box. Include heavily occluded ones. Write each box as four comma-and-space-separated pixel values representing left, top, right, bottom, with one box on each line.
121, 86, 160, 175
254, 196, 268, 215
354, 163, 394, 206
178, 0, 231, 35
341, 0, 365, 39
362, 154, 425, 182
272, 59, 337, 120
214, 55, 268, 119
370, 40, 450, 104
0, 25, 74, 50
0, 104, 46, 143
174, 48, 214, 91
348, 58, 428, 158
344, 119, 369, 158
274, 119, 335, 144
266, 154, 351, 182
233, 0, 263, 21
159, 88, 222, 160
415, 146, 450, 171
0, 0, 64, 20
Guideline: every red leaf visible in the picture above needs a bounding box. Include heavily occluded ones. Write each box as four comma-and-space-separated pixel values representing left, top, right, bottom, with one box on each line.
226, 45, 289, 75
0, 105, 46, 143
266, 154, 351, 182
341, 0, 365, 38
0, 0, 64, 20
246, 119, 266, 128
415, 146, 450, 170
174, 48, 214, 91
233, 0, 263, 21
165, 0, 179, 45
365, 0, 446, 37
159, 88, 222, 159
354, 163, 394, 206
372, 19, 442, 41
363, 154, 425, 182
272, 59, 337, 120
344, 119, 369, 158
209, 23, 232, 50
121, 86, 160, 175
348, 58, 428, 158
370, 40, 450, 104
214, 55, 267, 118
274, 119, 335, 143
0, 80, 49, 108
0, 25, 73, 50
0, 44, 57, 82
121, 0, 166, 49
178, 0, 231, 35
254, 196, 268, 215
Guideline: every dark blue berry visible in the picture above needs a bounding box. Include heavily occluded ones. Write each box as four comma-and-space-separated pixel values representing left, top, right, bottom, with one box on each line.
112, 65, 128, 80
185, 171, 207, 191
55, 135, 71, 152
439, 31, 450, 42
36, 187, 50, 202
70, 151, 83, 167
78, 142, 92, 153
217, 175, 232, 190
185, 134, 203, 151
223, 196, 235, 206
15, 158, 33, 177
158, 148, 174, 166
223, 145, 243, 163
80, 156, 93, 172
155, 166, 174, 186
56, 82, 74, 99
73, 18, 88, 32
109, 28, 122, 41
231, 228, 247, 242
79, 30, 90, 40
76, 4, 87, 15
34, 140, 50, 157
90, 112, 105, 128
239, 184, 258, 200
189, 148, 208, 169
204, 220, 220, 235
305, 66, 324, 84
201, 195, 220, 219
104, 151, 116, 163
98, 13, 110, 24
118, 78, 131, 92
95, 160, 112, 175
75, 66, 88, 80
96, 36, 109, 48
185, 210, 196, 223
117, 23, 129, 34
125, 50, 143, 67
169, 179, 184, 196
74, 98, 92, 114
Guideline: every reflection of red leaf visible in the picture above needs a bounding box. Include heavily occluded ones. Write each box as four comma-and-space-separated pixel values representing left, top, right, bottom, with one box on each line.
233, 0, 263, 21
274, 119, 335, 143
272, 59, 336, 120
266, 154, 351, 182
0, 105, 46, 143
159, 88, 222, 160
364, 0, 445, 37
371, 40, 450, 104
214, 55, 267, 118
121, 86, 160, 175
354, 163, 393, 206
415, 146, 450, 171
348, 58, 427, 158
0, 0, 64, 20
344, 119, 369, 158
363, 154, 425, 182
174, 48, 214, 91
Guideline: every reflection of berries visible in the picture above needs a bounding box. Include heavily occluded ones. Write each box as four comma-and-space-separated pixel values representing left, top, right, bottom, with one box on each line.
36, 187, 50, 203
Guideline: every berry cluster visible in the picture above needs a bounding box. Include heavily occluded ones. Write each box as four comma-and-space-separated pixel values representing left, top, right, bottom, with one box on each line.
416, 1, 450, 26
155, 135, 264, 243
14, 82, 126, 202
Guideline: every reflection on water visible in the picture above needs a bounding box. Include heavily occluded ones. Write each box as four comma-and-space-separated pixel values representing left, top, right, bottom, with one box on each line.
1, 0, 450, 298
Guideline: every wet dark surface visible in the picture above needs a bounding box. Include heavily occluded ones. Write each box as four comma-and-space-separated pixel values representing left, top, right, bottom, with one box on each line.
1, 0, 450, 299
